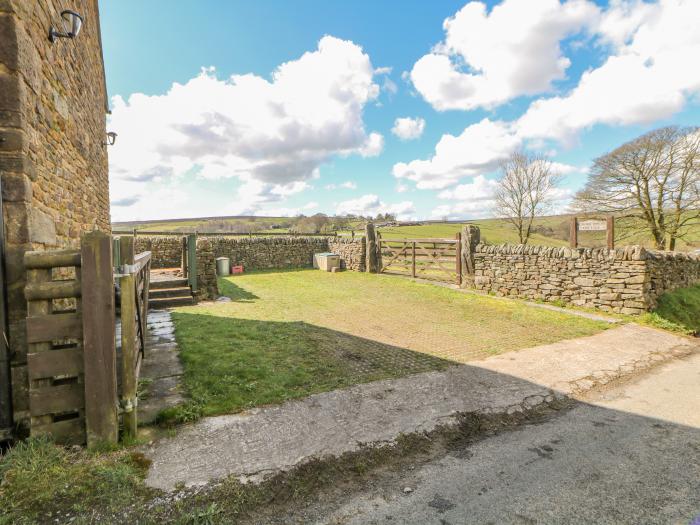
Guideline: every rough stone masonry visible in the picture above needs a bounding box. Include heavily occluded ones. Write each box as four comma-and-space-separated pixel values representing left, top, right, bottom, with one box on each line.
472, 243, 700, 314
0, 0, 110, 433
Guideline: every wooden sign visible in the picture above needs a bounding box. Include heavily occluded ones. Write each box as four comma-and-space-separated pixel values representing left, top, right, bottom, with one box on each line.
570, 216, 615, 249
578, 220, 607, 231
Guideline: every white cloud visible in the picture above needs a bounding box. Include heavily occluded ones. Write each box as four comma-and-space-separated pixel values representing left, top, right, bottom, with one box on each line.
391, 117, 426, 140
335, 194, 415, 219
325, 180, 358, 190
392, 119, 521, 189
411, 0, 599, 111
396, 0, 700, 198
359, 132, 385, 157
108, 36, 381, 218
516, 0, 700, 142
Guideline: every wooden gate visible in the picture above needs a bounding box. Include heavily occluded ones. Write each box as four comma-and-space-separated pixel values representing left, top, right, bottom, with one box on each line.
23, 232, 152, 446
378, 234, 462, 285
116, 236, 151, 439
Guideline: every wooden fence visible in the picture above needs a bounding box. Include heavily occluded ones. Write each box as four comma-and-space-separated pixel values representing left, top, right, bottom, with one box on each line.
378, 234, 462, 285
23, 231, 151, 446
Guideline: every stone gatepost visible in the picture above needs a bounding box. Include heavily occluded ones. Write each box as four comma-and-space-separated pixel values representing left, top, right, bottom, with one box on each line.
460, 225, 480, 287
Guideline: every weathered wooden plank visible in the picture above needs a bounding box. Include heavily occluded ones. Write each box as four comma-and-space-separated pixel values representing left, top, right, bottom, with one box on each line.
24, 250, 81, 269
31, 417, 85, 445
30, 383, 84, 416
25, 280, 81, 301
119, 235, 135, 266
120, 273, 138, 438
81, 231, 118, 447
26, 312, 82, 343
27, 348, 83, 380
380, 238, 458, 243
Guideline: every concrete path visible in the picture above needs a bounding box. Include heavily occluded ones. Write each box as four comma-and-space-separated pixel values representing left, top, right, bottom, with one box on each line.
137, 309, 184, 424
308, 352, 700, 525
144, 324, 697, 491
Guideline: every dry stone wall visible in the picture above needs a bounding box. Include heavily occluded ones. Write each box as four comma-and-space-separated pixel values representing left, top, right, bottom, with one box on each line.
203, 236, 331, 271
134, 235, 182, 269
328, 237, 365, 271
195, 237, 218, 301
647, 251, 700, 307
472, 243, 700, 314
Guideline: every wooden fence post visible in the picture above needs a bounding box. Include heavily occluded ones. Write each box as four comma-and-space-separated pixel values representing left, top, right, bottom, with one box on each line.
120, 273, 137, 439
187, 233, 198, 292
119, 235, 135, 267
81, 231, 118, 447
570, 217, 578, 249
181, 236, 188, 277
607, 216, 615, 250
411, 242, 416, 278
455, 232, 462, 286
365, 223, 378, 273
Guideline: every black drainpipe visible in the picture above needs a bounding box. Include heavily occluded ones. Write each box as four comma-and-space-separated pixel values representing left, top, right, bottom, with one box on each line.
0, 176, 14, 442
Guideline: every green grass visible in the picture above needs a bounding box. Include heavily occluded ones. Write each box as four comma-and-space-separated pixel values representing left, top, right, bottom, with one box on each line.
639, 284, 700, 335
160, 269, 608, 424
0, 436, 153, 524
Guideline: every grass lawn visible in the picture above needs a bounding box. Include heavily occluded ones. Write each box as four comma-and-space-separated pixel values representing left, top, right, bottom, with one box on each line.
641, 284, 700, 335
163, 269, 609, 423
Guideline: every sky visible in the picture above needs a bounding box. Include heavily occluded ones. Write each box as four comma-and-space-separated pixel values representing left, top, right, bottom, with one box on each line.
100, 0, 700, 222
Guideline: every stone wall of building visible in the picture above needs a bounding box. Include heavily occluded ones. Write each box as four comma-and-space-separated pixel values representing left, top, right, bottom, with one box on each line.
472, 243, 700, 314
328, 237, 366, 271
195, 237, 218, 301
134, 235, 182, 269
203, 236, 331, 271
1, 0, 110, 432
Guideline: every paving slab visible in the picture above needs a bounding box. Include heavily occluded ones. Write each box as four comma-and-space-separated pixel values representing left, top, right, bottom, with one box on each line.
138, 309, 184, 424
144, 324, 697, 491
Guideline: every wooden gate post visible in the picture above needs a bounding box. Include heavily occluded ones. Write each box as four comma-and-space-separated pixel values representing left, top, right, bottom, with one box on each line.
365, 223, 378, 273
181, 236, 188, 277
81, 231, 118, 447
569, 217, 578, 249
455, 232, 462, 286
411, 241, 416, 278
187, 233, 198, 292
119, 272, 137, 439
119, 235, 135, 267
607, 216, 615, 250
460, 225, 480, 287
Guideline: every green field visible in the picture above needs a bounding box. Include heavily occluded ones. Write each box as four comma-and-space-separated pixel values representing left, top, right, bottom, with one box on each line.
113, 214, 700, 251
372, 216, 699, 251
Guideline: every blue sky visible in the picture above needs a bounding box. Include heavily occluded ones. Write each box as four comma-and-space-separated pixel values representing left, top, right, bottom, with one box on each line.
100, 0, 700, 222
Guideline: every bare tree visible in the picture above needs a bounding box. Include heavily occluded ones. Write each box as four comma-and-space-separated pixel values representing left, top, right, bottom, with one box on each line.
495, 151, 563, 245
572, 126, 700, 250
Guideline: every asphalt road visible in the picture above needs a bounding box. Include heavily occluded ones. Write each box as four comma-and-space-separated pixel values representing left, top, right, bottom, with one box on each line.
310, 352, 700, 525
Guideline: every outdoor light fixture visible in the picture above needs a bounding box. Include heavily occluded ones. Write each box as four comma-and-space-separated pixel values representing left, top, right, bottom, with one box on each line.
49, 10, 84, 42
104, 132, 117, 146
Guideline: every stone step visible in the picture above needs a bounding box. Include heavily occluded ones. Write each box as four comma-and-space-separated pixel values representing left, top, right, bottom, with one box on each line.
149, 296, 195, 309
150, 287, 193, 299
151, 278, 189, 290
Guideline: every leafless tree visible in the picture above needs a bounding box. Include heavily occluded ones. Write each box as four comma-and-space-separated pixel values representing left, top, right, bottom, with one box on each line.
495, 151, 563, 245
572, 126, 700, 250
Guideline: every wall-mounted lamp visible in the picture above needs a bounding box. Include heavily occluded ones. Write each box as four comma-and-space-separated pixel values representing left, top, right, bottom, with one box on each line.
104, 132, 117, 146
49, 10, 84, 43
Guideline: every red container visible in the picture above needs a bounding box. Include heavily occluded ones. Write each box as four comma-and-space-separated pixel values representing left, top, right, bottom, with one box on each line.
231, 265, 244, 274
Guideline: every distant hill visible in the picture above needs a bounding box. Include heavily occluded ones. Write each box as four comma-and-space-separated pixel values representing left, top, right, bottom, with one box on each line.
112, 213, 700, 251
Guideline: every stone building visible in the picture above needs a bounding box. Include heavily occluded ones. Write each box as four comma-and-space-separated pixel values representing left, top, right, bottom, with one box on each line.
0, 1, 110, 438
